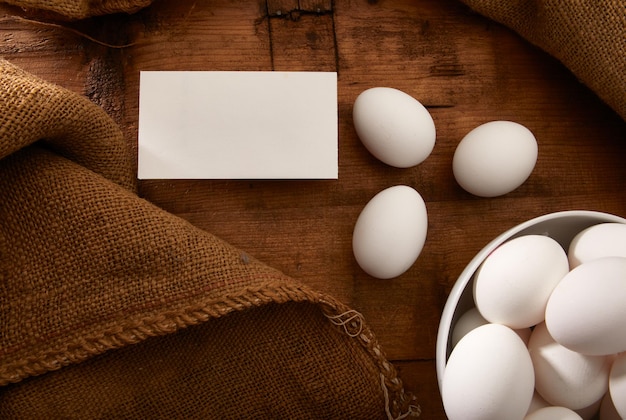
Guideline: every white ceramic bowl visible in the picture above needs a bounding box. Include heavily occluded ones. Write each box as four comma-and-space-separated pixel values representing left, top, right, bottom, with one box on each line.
435, 210, 626, 391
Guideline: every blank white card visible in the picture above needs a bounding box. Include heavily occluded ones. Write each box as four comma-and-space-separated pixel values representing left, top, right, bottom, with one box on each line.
138, 71, 338, 179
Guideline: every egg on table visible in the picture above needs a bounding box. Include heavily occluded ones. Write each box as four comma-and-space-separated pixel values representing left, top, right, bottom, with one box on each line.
352, 185, 427, 279
352, 87, 436, 168
452, 120, 537, 197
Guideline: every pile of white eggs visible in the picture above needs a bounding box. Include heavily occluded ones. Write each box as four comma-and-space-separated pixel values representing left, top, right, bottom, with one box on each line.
442, 222, 626, 420
350, 87, 538, 279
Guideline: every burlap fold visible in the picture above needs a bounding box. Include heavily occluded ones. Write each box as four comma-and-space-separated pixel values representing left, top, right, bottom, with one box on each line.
459, 0, 626, 121
0, 58, 419, 418
0, 0, 153, 19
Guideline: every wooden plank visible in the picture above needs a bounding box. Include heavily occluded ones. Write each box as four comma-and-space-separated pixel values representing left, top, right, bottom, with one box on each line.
0, 6, 102, 95
268, 12, 336, 71
268, 0, 332, 14
394, 360, 444, 419
333, 0, 483, 108
128, 3, 626, 417
120, 0, 271, 72
0, 6, 129, 128
266, 0, 299, 16
299, 0, 333, 12
3, 1, 626, 418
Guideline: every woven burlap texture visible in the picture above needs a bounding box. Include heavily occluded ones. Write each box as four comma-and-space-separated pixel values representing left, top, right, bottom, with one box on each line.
460, 0, 626, 121
1, 0, 153, 19
0, 59, 420, 418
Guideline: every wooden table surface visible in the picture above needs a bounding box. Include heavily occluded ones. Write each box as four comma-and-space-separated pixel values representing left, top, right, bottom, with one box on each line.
3, 0, 626, 417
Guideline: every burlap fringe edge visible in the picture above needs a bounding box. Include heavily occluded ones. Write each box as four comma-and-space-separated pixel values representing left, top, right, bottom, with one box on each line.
319, 304, 422, 419
0, 279, 420, 418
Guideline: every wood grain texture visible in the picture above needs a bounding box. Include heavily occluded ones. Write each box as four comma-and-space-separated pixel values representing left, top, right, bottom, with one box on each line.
267, 0, 299, 16
2, 0, 626, 417
299, 0, 332, 12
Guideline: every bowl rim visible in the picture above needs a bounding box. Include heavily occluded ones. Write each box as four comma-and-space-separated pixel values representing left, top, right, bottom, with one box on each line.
435, 210, 626, 391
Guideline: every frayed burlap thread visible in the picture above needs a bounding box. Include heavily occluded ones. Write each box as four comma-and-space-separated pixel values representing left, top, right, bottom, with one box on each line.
0, 58, 419, 418
460, 0, 626, 121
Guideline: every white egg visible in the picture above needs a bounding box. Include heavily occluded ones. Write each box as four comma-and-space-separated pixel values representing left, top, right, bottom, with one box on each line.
452, 120, 537, 197
568, 223, 626, 269
352, 87, 436, 168
451, 307, 488, 348
524, 406, 583, 420
545, 257, 626, 355
600, 391, 623, 420
442, 324, 534, 420
473, 234, 569, 329
352, 185, 427, 279
526, 391, 550, 416
528, 322, 611, 410
609, 352, 626, 419
452, 307, 531, 349
527, 394, 600, 420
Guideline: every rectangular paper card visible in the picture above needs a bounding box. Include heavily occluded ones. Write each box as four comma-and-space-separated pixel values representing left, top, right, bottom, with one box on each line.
138, 71, 338, 179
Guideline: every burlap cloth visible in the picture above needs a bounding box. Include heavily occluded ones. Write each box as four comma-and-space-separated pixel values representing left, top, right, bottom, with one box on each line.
459, 0, 626, 122
1, 0, 624, 418
0, 0, 152, 19
0, 60, 420, 418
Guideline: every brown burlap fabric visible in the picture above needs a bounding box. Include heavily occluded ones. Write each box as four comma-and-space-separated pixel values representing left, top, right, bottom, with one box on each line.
459, 0, 626, 121
0, 0, 153, 19
0, 59, 420, 418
